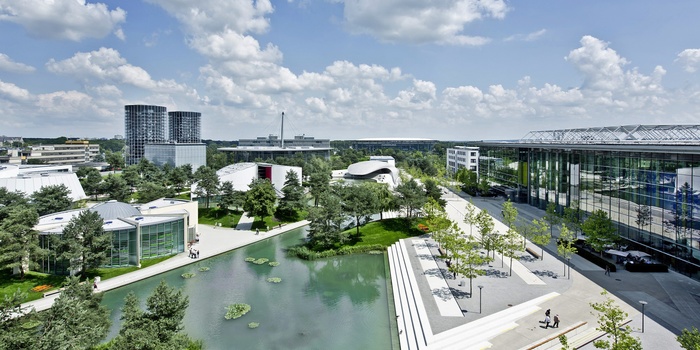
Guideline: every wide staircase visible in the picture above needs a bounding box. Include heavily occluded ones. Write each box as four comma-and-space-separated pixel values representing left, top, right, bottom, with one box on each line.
388, 239, 562, 350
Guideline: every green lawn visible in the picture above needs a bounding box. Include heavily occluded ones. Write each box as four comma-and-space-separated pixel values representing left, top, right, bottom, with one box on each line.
1, 255, 177, 304
198, 207, 243, 228
344, 218, 426, 247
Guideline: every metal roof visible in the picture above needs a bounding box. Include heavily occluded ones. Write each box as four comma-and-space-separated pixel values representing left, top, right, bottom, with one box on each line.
520, 125, 700, 144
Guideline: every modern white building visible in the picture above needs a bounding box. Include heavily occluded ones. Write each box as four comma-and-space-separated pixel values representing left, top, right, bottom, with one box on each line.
332, 157, 401, 189
34, 198, 198, 275
0, 164, 86, 201
446, 146, 479, 174
191, 163, 302, 200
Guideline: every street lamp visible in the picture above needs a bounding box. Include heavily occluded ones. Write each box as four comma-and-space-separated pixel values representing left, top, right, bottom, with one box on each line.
478, 285, 484, 314
639, 301, 647, 333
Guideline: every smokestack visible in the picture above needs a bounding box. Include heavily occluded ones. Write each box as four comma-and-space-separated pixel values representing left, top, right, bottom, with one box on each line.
281, 112, 285, 149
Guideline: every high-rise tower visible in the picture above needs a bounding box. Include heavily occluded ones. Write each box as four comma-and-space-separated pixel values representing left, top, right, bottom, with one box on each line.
125, 105, 167, 165
168, 111, 201, 143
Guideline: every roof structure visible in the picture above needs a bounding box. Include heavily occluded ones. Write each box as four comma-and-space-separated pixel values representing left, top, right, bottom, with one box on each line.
89, 200, 141, 220
520, 125, 700, 144
0, 170, 86, 201
346, 160, 400, 186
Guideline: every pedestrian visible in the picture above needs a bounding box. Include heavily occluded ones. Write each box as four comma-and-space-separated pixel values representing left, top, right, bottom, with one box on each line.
605, 265, 611, 276
189, 248, 193, 258
255, 228, 259, 235
553, 314, 560, 328
544, 314, 551, 328
93, 281, 98, 291
196, 249, 200, 259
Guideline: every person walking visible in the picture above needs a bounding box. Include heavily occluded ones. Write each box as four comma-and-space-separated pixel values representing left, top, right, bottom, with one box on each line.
553, 314, 560, 328
605, 265, 611, 276
544, 314, 551, 328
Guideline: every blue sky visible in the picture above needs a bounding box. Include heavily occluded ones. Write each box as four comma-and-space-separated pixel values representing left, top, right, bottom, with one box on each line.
1, 0, 699, 141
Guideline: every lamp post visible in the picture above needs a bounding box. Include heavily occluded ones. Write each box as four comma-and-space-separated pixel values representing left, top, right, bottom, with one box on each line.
639, 301, 647, 333
478, 285, 484, 314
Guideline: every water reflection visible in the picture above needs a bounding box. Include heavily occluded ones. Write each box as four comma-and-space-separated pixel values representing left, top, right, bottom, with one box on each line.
305, 254, 383, 307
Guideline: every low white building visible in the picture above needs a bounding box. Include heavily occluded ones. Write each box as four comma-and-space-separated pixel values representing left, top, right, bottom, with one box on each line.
446, 146, 479, 174
333, 157, 400, 189
0, 164, 86, 201
191, 163, 302, 199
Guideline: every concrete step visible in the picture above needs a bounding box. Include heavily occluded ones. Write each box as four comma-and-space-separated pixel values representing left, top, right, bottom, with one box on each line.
389, 244, 419, 350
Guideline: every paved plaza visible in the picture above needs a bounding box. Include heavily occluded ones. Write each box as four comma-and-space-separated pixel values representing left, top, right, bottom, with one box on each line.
391, 188, 700, 349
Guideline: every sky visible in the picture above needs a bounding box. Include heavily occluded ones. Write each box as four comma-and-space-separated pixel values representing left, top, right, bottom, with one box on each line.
1, 1, 699, 142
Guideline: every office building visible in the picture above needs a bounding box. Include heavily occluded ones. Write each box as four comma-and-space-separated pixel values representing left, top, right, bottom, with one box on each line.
144, 143, 206, 169
169, 111, 201, 143
351, 138, 437, 152
446, 146, 479, 174
25, 140, 100, 165
125, 105, 167, 165
469, 125, 700, 279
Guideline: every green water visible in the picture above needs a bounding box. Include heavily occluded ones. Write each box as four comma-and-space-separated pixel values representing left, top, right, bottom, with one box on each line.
100, 227, 396, 349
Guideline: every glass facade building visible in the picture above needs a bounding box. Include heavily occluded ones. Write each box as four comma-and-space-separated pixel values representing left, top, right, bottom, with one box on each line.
144, 143, 206, 169
471, 125, 700, 280
169, 111, 201, 144
125, 105, 167, 165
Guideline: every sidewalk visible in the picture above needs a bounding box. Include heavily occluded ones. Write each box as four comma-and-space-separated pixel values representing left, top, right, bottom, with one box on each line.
21, 216, 309, 313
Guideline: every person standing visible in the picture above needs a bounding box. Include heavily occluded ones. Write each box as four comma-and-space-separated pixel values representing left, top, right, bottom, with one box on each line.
553, 314, 560, 328
605, 265, 611, 276
544, 314, 551, 328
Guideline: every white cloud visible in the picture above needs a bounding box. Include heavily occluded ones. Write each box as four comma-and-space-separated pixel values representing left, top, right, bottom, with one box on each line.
46, 47, 187, 93
0, 80, 32, 101
341, 0, 508, 45
676, 49, 700, 73
0, 53, 35, 73
504, 29, 546, 42
0, 0, 126, 41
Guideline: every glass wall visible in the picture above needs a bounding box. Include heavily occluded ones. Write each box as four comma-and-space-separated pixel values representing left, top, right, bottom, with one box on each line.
477, 144, 700, 280
140, 219, 184, 259
106, 228, 137, 267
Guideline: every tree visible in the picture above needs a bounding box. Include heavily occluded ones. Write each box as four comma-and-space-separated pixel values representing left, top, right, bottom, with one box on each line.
0, 188, 28, 221
111, 280, 198, 350
562, 200, 582, 235
453, 233, 490, 297
543, 202, 561, 238
137, 158, 161, 184
456, 168, 478, 195
243, 178, 277, 221
677, 327, 700, 350
77, 167, 103, 200
193, 166, 220, 208
103, 174, 132, 202
424, 198, 452, 253
307, 190, 346, 249
30, 184, 72, 216
137, 181, 175, 203
0, 206, 41, 279
475, 209, 496, 258
307, 158, 331, 207
218, 181, 245, 214
275, 170, 306, 221
501, 200, 523, 275
395, 179, 427, 220
369, 182, 396, 221
423, 178, 446, 208
121, 165, 141, 188
0, 289, 36, 349
35, 277, 111, 349
463, 200, 478, 237
169, 165, 190, 193
528, 218, 551, 260
57, 210, 111, 278
340, 182, 378, 236
557, 224, 578, 279
664, 182, 695, 244
582, 210, 618, 254
589, 290, 642, 350
105, 150, 125, 172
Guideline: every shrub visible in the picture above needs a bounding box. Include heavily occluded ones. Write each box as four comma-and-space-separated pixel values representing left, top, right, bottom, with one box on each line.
225, 303, 251, 320
287, 244, 385, 260
253, 258, 269, 265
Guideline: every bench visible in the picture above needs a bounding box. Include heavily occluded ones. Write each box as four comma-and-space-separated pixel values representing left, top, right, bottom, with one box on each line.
523, 321, 587, 350
526, 246, 541, 259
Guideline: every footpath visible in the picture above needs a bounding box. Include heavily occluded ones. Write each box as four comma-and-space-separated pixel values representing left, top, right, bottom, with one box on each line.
22, 217, 309, 313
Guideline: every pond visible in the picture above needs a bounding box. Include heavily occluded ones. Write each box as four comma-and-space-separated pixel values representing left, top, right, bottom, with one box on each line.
100, 227, 397, 349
